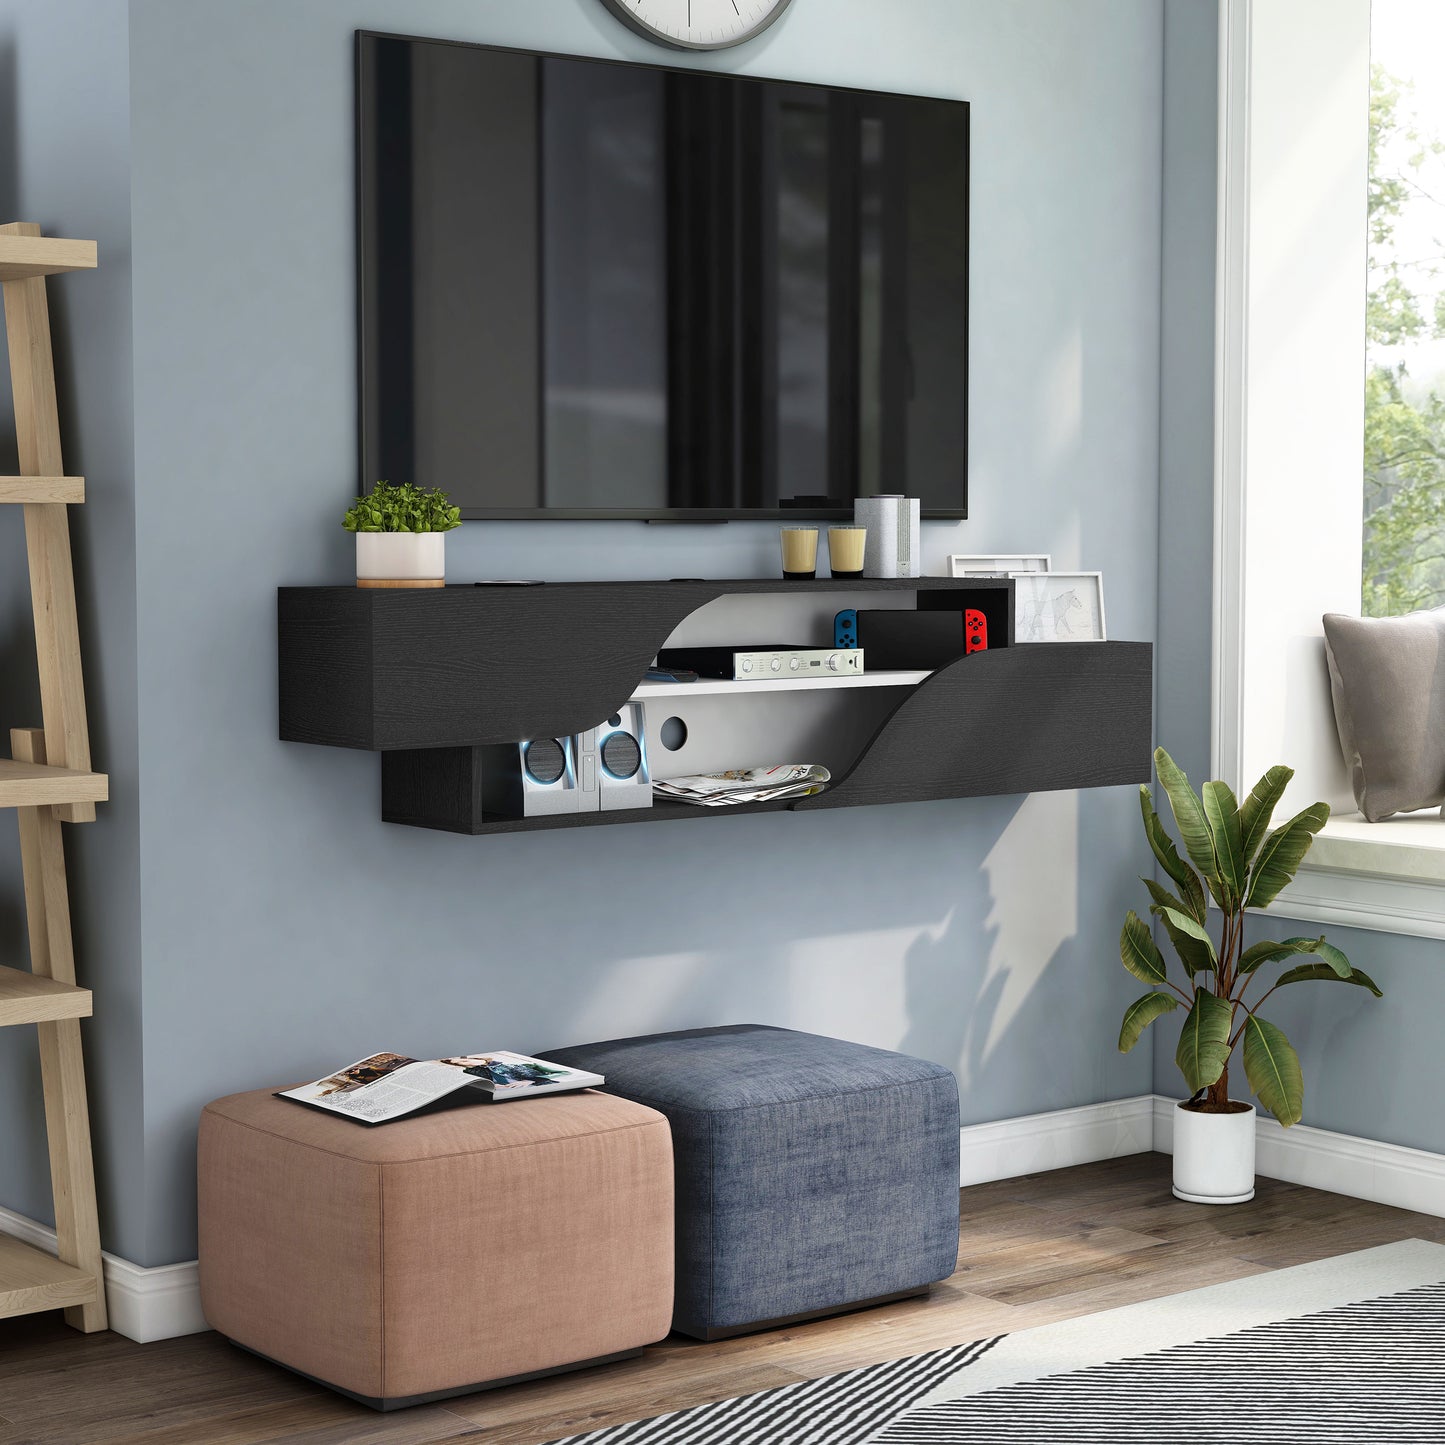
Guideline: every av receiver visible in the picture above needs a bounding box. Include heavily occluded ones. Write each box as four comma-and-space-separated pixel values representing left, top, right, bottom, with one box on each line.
656, 645, 866, 680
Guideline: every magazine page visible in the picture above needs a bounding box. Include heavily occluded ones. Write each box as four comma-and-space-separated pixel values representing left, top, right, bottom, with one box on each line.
438, 1051, 604, 1096
278, 1052, 483, 1124
654, 763, 830, 807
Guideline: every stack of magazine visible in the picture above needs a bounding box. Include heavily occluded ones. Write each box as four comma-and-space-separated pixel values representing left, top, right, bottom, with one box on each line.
279, 1051, 603, 1125
654, 764, 830, 807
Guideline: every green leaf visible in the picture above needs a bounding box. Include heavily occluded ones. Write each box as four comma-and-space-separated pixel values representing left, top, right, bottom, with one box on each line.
1242, 1015, 1304, 1126
1202, 781, 1246, 909
1152, 904, 1217, 976
1158, 907, 1217, 963
1237, 935, 1327, 976
1120, 910, 1168, 986
1315, 941, 1353, 979
1175, 987, 1234, 1093
1140, 785, 1208, 923
1239, 764, 1294, 866
1244, 802, 1331, 909
1274, 962, 1383, 996
1154, 749, 1220, 887
1118, 991, 1179, 1053
1142, 877, 1189, 918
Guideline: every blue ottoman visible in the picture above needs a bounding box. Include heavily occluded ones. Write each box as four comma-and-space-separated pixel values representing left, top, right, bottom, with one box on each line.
544, 1024, 960, 1339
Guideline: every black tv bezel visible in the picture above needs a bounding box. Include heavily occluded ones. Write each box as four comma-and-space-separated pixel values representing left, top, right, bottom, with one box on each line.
355, 29, 971, 523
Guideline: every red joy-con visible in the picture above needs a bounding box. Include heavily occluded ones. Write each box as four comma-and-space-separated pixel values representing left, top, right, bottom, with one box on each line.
964, 609, 988, 654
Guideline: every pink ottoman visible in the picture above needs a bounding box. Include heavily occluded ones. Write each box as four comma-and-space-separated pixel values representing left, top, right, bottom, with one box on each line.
198, 1087, 674, 1408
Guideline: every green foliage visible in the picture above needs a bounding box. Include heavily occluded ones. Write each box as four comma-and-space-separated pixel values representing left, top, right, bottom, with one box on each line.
1119, 991, 1178, 1054
1363, 65, 1445, 616
1139, 787, 1207, 922
1241, 1016, 1305, 1129
1119, 910, 1167, 986
1175, 987, 1233, 1096
343, 480, 462, 534
1117, 749, 1382, 1127
1152, 897, 1215, 978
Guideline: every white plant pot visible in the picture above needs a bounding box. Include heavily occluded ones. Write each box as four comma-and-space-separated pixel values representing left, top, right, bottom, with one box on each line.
1172, 1101, 1256, 1204
355, 531, 445, 588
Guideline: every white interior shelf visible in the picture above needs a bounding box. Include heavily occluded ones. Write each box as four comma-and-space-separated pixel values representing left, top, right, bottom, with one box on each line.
632, 670, 932, 700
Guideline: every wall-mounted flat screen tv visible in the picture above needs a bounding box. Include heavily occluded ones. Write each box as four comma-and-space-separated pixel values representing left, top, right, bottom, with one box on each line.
357, 31, 970, 520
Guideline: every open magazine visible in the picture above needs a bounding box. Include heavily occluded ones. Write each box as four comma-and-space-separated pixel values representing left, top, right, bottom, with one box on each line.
655, 763, 830, 807
278, 1051, 604, 1125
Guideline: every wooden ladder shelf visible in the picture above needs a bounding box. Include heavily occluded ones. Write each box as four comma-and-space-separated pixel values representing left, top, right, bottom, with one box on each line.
0, 221, 108, 1332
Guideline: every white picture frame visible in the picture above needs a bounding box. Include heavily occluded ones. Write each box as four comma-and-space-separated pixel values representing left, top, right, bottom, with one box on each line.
947, 553, 1051, 578
1013, 571, 1106, 643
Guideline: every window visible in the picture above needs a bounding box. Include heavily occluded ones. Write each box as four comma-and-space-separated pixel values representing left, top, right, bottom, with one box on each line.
1363, 2, 1445, 616
1207, 0, 1445, 938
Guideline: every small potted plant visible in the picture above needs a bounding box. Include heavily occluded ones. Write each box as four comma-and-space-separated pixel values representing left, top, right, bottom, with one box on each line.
1119, 747, 1381, 1204
343, 480, 461, 588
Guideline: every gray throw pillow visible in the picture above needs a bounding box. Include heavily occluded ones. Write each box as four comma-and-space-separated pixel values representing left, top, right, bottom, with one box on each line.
1322, 607, 1445, 822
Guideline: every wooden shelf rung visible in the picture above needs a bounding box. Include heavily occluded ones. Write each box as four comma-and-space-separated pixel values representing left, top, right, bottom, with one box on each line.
0, 760, 108, 810
0, 964, 91, 1028
0, 1232, 99, 1320
0, 234, 97, 281
0, 476, 84, 505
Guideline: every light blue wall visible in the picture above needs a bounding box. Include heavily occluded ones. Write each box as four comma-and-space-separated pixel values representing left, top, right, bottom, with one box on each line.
121, 0, 1165, 1264
0, 0, 1174, 1266
0, 0, 147, 1255
1148, 0, 1220, 1097
1155, 0, 1217, 789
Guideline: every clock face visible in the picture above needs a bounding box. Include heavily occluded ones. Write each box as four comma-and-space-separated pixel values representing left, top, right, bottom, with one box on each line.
601, 0, 794, 51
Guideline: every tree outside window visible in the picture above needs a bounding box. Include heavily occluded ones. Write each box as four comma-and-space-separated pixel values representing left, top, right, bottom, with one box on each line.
1364, 4, 1445, 616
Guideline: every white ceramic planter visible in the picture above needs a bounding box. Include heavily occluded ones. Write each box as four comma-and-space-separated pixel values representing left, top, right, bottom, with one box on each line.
355, 531, 445, 588
1172, 1101, 1256, 1204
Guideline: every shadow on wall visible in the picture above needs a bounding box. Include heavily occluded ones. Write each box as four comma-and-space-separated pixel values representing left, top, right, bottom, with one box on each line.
900, 787, 1145, 1124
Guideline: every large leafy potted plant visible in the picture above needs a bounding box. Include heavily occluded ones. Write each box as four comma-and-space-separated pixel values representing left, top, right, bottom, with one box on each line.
1119, 747, 1381, 1204
344, 480, 462, 589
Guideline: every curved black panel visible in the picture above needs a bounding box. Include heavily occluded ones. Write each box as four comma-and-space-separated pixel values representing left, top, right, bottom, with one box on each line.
795, 642, 1154, 810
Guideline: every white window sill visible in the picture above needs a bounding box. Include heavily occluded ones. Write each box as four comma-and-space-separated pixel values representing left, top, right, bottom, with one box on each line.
1268, 808, 1445, 939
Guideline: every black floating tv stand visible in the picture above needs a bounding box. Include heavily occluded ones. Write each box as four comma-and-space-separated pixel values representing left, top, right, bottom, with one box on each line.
277, 579, 1153, 835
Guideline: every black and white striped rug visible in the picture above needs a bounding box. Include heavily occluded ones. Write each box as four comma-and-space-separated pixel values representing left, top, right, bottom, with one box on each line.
546, 1337, 1001, 1445
547, 1241, 1445, 1445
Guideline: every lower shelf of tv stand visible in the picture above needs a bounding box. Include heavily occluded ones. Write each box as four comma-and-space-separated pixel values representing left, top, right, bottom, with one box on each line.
387, 796, 800, 836
377, 640, 1154, 835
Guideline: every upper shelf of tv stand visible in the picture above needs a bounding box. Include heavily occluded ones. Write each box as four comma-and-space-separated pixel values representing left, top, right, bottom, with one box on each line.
278, 579, 1155, 835
278, 577, 1012, 751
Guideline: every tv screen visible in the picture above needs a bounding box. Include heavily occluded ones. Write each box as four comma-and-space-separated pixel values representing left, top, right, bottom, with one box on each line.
357, 32, 970, 520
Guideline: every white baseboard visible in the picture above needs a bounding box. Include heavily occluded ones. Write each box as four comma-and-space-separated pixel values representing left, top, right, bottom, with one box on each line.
5, 1096, 1442, 1345
958, 1095, 1156, 1185
0, 1204, 205, 1344
1151, 1097, 1445, 1218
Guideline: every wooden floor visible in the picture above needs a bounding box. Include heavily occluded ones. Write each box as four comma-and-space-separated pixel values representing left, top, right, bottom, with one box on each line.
4, 1153, 1445, 1444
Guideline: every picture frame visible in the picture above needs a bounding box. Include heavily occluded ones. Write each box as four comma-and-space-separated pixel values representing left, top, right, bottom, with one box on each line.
947, 553, 1051, 578
1013, 571, 1106, 643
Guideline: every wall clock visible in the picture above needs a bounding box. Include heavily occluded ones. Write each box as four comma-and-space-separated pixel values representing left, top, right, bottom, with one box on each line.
600, 0, 795, 51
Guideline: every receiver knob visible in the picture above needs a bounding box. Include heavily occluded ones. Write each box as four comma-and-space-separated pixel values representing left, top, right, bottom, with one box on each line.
826, 653, 841, 672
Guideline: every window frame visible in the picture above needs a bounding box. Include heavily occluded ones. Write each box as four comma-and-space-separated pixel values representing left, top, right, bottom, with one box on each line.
1209, 0, 1443, 937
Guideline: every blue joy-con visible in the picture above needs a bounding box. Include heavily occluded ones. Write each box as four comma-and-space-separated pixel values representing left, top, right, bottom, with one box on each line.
834, 609, 859, 649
